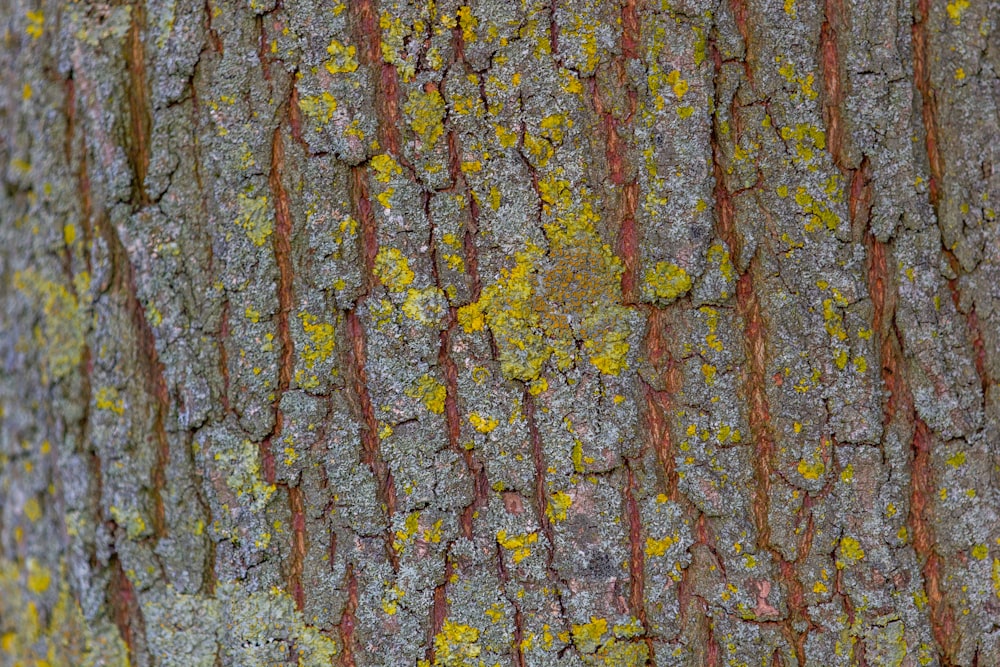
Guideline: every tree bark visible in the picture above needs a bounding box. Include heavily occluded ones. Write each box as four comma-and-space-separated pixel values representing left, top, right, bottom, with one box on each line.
1, 0, 998, 665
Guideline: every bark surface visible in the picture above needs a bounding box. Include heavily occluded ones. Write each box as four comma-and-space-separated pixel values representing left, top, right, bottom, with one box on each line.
1, 0, 998, 665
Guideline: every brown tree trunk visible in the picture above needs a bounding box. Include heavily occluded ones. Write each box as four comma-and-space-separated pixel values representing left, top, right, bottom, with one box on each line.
1, 0, 998, 665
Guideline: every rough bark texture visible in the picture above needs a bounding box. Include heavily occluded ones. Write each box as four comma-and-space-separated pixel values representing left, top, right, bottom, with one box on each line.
1, 0, 999, 665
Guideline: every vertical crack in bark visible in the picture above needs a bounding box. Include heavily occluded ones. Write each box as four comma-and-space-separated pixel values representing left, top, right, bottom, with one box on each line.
624, 463, 653, 658
125, 0, 152, 207
867, 234, 955, 663
819, 0, 845, 170
351, 166, 379, 290
338, 564, 360, 667
640, 307, 681, 501
107, 552, 146, 665
908, 417, 956, 663
349, 0, 402, 155
267, 125, 306, 610
268, 129, 295, 402
95, 209, 171, 541
912, 0, 942, 209
345, 309, 398, 569
523, 389, 576, 659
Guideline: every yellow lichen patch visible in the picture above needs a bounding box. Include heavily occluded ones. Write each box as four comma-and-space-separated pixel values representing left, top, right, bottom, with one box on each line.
324, 39, 358, 74
235, 193, 272, 246
523, 133, 554, 167
371, 153, 402, 183
837, 536, 865, 568
394, 511, 421, 553
95, 387, 124, 415
214, 440, 276, 511
402, 286, 446, 324
404, 88, 445, 147
373, 247, 415, 292
946, 0, 969, 24
946, 451, 966, 468
497, 530, 537, 563
795, 187, 840, 232
457, 5, 477, 42
776, 57, 818, 100
540, 113, 573, 143
457, 300, 485, 332
13, 270, 88, 382
644, 262, 692, 303
993, 558, 1000, 599
458, 175, 631, 380
26, 560, 50, 594
971, 544, 988, 560
707, 242, 735, 282
469, 412, 499, 433
666, 70, 688, 99
406, 374, 446, 414
432, 619, 481, 665
23, 498, 42, 522
546, 491, 572, 522
571, 617, 608, 654
25, 10, 43, 39
298, 313, 335, 369
109, 505, 148, 540
797, 458, 825, 480
528, 377, 548, 396
379, 11, 417, 81
645, 532, 678, 557
495, 124, 519, 148
298, 92, 337, 126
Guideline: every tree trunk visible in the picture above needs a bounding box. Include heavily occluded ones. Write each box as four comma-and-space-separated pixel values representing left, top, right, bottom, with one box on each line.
1, 0, 998, 664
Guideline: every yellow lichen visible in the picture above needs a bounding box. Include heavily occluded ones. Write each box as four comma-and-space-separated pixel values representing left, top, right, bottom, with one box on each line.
25, 10, 43, 39
374, 247, 415, 292
837, 536, 865, 568
13, 270, 88, 382
469, 412, 499, 433
298, 313, 335, 369
406, 375, 446, 414
401, 286, 446, 324
456, 175, 631, 380
497, 530, 537, 563
324, 39, 358, 74
235, 193, 272, 246
371, 153, 402, 183
404, 89, 446, 147
946, 0, 969, 25
644, 262, 692, 303
645, 532, 678, 557
95, 387, 125, 415
432, 619, 481, 666
547, 491, 572, 522
797, 458, 825, 480
298, 92, 337, 125
571, 617, 608, 654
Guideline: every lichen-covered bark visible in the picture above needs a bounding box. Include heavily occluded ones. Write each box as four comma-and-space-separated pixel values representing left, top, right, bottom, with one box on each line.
1, 0, 998, 665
